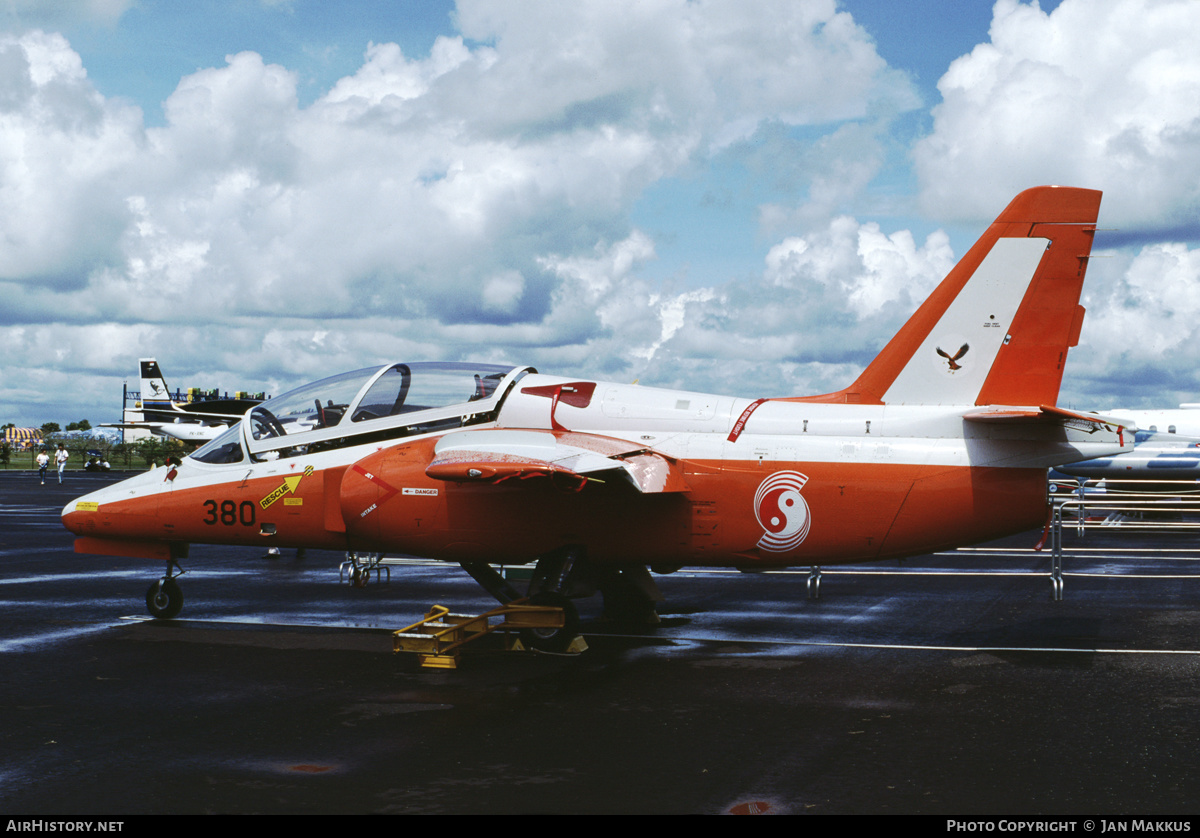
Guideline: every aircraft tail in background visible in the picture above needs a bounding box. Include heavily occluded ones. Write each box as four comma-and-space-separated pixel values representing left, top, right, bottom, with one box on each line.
138, 359, 172, 408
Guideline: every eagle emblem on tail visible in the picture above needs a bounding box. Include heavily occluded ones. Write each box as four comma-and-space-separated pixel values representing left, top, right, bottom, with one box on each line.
936, 343, 969, 371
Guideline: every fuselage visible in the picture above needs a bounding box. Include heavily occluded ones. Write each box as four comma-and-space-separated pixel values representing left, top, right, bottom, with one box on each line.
63, 365, 1125, 569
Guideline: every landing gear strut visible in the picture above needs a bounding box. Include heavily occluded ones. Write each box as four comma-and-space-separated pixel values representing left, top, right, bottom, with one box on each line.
146, 559, 186, 619
598, 565, 662, 625
459, 547, 664, 653
522, 547, 584, 652
460, 547, 586, 653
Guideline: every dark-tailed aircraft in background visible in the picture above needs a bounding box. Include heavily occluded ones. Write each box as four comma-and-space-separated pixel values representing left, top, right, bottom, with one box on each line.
105, 359, 264, 444
64, 187, 1131, 647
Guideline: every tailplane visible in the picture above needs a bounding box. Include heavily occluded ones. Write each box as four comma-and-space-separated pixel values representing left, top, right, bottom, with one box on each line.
798, 186, 1101, 407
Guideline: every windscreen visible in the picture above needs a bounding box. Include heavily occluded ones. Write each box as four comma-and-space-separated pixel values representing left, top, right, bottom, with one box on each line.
189, 423, 244, 464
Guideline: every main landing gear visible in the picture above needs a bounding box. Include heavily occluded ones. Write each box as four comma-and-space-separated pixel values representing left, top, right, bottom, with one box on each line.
459, 558, 581, 652
145, 559, 186, 619
520, 591, 581, 652
459, 546, 663, 653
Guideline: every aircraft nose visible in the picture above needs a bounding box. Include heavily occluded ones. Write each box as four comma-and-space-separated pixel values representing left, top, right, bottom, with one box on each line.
62, 507, 84, 536
60, 470, 159, 538
62, 490, 103, 536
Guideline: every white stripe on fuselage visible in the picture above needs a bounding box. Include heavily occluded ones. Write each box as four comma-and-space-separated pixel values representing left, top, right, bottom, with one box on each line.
64, 398, 1124, 516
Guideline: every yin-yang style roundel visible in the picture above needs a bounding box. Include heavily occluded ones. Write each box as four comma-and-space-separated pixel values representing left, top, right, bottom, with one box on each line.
753, 470, 811, 553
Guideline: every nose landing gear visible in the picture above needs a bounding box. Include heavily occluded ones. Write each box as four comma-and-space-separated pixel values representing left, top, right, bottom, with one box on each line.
145, 559, 186, 619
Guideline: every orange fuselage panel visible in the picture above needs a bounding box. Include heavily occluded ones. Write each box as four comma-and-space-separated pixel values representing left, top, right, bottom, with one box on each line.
64, 438, 1047, 568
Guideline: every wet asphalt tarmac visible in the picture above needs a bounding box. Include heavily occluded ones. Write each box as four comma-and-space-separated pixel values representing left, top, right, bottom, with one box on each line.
4, 471, 1200, 815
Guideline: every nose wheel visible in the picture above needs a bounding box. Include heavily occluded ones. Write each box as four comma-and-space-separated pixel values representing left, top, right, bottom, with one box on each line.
145, 560, 186, 619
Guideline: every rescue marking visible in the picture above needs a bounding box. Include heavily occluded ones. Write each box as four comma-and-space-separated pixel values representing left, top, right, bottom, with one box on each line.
74, 501, 99, 512
260, 465, 314, 509
754, 470, 811, 553
403, 488, 438, 496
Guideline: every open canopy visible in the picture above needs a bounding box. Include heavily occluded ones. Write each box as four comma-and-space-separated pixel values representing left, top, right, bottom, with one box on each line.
190, 362, 531, 465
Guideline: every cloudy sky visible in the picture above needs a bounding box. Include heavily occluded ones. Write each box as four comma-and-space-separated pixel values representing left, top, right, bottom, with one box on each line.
2, 0, 1199, 429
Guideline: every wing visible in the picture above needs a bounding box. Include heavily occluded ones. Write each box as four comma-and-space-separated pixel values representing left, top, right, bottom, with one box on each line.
425, 429, 689, 493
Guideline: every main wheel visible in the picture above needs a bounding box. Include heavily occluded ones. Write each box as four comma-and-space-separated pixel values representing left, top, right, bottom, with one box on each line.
145, 578, 184, 619
520, 591, 580, 653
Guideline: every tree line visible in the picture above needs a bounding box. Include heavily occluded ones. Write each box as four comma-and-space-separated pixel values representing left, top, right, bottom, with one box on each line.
0, 431, 191, 471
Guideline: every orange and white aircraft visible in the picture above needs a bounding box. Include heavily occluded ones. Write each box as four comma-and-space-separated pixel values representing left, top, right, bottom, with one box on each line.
62, 186, 1130, 643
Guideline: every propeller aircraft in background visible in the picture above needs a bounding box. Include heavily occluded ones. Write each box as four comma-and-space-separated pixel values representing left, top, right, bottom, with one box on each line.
104, 359, 263, 444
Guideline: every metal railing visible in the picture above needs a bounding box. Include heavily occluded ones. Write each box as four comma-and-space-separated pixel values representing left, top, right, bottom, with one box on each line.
1048, 479, 1200, 599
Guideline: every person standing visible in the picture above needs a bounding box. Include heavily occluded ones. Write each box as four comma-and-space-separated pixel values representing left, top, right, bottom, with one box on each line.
54, 443, 68, 483
36, 449, 49, 484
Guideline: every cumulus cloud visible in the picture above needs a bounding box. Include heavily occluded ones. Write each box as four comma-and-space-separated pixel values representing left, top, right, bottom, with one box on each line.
0, 0, 925, 423
909, 0, 1200, 413
0, 0, 133, 28
1063, 243, 1200, 407
915, 0, 1200, 232
765, 219, 954, 318
14, 0, 1192, 430
0, 30, 141, 284
620, 215, 956, 398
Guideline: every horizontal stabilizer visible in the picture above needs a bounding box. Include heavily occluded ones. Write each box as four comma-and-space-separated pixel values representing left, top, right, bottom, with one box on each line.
964, 405, 1136, 436
102, 421, 218, 430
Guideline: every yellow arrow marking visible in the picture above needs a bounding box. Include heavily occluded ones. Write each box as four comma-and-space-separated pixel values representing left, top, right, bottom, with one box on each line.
260, 465, 315, 509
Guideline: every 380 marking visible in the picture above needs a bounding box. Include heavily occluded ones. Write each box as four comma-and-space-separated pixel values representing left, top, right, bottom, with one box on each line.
202, 500, 256, 527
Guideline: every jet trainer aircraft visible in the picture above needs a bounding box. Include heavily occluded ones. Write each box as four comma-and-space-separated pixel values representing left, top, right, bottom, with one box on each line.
63, 187, 1131, 647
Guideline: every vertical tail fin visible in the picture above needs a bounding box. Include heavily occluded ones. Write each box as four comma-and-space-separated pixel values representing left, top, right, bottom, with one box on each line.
803, 186, 1101, 407
138, 358, 172, 408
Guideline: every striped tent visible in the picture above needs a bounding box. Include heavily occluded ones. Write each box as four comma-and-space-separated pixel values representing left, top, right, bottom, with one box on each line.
3, 428, 44, 450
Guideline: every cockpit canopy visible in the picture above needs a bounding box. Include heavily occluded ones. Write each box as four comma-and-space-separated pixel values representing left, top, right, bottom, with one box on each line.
190, 362, 531, 465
